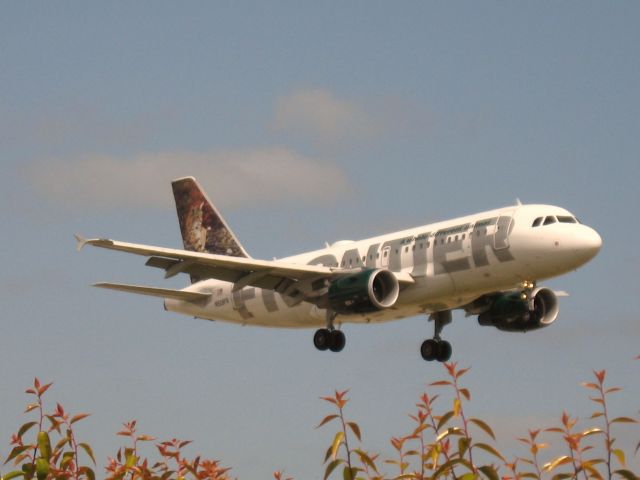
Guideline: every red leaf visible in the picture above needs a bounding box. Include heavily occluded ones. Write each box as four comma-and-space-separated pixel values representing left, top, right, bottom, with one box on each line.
70, 413, 91, 425
38, 382, 53, 397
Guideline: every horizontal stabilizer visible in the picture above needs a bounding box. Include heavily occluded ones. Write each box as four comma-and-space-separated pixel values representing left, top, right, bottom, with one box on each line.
93, 282, 211, 301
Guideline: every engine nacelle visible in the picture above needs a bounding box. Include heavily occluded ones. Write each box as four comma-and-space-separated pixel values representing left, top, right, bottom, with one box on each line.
478, 287, 559, 332
327, 269, 400, 314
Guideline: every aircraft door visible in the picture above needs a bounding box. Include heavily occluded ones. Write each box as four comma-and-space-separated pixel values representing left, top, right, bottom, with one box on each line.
494, 214, 514, 250
381, 246, 391, 268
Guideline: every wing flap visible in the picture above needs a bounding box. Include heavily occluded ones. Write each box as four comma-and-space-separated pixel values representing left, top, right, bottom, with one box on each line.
93, 282, 211, 301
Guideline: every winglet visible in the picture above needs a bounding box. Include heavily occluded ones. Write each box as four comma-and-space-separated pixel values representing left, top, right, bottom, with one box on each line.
74, 234, 88, 252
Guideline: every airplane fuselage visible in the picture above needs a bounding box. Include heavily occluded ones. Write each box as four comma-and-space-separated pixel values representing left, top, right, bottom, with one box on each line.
165, 203, 601, 328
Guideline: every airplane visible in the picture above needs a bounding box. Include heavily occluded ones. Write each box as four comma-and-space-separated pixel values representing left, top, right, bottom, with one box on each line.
76, 176, 602, 362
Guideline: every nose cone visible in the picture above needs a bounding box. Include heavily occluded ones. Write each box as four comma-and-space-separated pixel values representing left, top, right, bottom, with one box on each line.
572, 226, 602, 264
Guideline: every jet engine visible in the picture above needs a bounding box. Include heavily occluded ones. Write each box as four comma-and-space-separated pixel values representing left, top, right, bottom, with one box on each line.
477, 287, 559, 332
327, 269, 400, 314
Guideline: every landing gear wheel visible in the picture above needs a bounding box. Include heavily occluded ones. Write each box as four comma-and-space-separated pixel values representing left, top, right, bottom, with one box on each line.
313, 328, 331, 351
420, 339, 439, 361
436, 340, 452, 362
329, 330, 346, 352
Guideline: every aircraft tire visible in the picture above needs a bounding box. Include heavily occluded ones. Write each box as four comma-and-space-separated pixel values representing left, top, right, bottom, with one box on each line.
313, 328, 331, 351
420, 339, 438, 361
329, 330, 346, 352
436, 340, 452, 362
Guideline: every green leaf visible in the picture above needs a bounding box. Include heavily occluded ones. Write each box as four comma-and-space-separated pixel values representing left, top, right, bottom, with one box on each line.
21, 462, 34, 480
394, 475, 417, 479
36, 432, 51, 461
611, 417, 638, 424
478, 466, 499, 480
324, 445, 333, 463
342, 465, 353, 480
542, 455, 571, 472
323, 459, 343, 480
331, 431, 344, 460
473, 443, 505, 462
35, 458, 49, 480
458, 474, 476, 480
2, 471, 24, 480
4, 445, 31, 466
453, 398, 461, 417
469, 418, 496, 440
347, 422, 361, 442
79, 466, 96, 480
436, 411, 455, 432
78, 443, 96, 465
436, 427, 463, 443
432, 458, 474, 478
458, 437, 469, 458
316, 415, 340, 429
581, 427, 603, 437
17, 422, 38, 440
61, 451, 75, 469
353, 449, 377, 473
613, 470, 638, 480
125, 454, 137, 468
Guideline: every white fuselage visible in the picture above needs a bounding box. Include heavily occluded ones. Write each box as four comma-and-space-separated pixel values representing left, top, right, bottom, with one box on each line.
164, 204, 601, 328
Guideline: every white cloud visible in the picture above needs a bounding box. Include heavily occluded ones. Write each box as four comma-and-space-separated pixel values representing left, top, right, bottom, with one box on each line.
272, 88, 380, 146
27, 147, 349, 210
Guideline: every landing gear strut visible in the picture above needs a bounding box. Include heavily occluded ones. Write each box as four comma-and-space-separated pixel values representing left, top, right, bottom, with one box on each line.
421, 310, 452, 362
313, 310, 345, 353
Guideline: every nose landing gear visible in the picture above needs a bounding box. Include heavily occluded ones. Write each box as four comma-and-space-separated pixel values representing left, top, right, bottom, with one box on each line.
421, 310, 452, 362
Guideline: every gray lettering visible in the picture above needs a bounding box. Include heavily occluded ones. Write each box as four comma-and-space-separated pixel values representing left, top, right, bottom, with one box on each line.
471, 217, 515, 267
434, 227, 471, 274
261, 289, 278, 313
232, 287, 256, 320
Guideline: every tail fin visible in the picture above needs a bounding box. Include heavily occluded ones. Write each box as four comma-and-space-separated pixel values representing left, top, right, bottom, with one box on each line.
171, 177, 250, 258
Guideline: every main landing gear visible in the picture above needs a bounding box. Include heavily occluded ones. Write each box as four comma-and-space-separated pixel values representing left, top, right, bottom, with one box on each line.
420, 310, 453, 362
313, 310, 345, 353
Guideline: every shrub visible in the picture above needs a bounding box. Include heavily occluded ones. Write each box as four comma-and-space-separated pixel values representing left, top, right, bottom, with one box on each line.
2, 358, 639, 480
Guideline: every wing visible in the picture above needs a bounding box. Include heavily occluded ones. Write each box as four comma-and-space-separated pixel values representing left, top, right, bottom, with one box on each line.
77, 235, 415, 302
94, 282, 211, 301
77, 236, 340, 300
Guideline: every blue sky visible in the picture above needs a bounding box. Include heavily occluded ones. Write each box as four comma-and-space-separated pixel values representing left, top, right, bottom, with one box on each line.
1, 2, 639, 478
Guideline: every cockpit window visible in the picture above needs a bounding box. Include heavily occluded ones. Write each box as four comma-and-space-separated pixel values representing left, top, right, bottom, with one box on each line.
543, 216, 557, 225
532, 217, 543, 227
557, 215, 577, 224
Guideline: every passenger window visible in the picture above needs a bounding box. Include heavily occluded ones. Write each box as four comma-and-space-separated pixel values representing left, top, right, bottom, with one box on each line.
405, 246, 409, 253
543, 216, 557, 225
383, 251, 388, 257
532, 217, 543, 227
